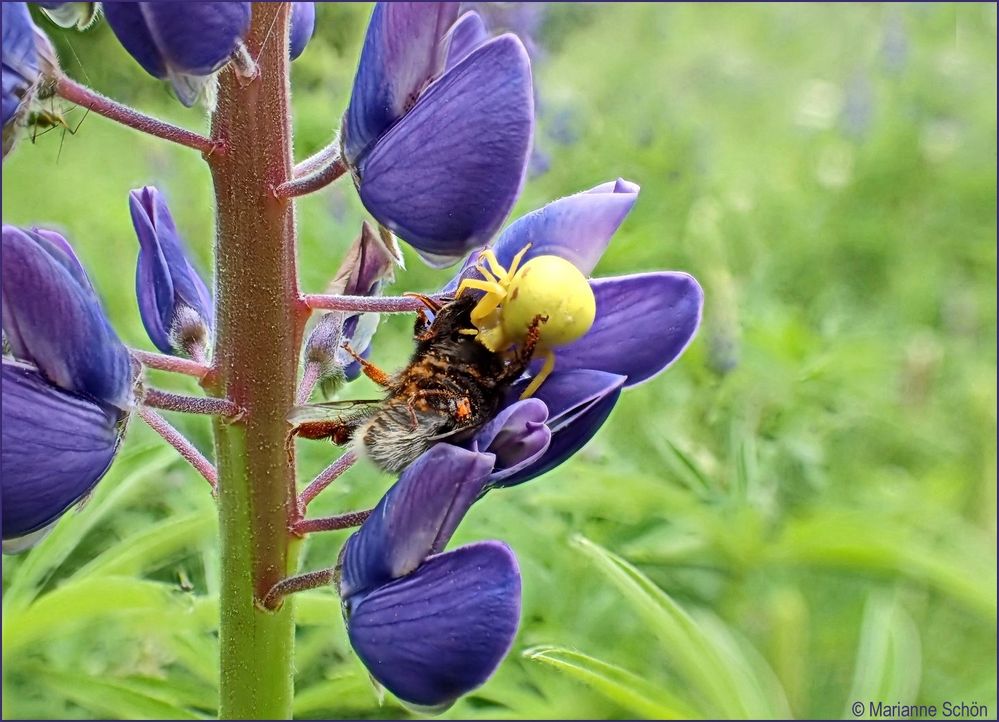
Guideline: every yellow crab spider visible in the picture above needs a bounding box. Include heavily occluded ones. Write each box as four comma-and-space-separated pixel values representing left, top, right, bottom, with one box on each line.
456, 245, 596, 399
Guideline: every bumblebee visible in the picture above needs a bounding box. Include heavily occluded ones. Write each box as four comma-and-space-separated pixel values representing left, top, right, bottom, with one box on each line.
291, 292, 545, 473
291, 244, 597, 473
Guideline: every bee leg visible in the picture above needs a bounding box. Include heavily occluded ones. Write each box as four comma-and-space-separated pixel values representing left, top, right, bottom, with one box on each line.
341, 342, 393, 387
403, 292, 444, 312
291, 418, 359, 444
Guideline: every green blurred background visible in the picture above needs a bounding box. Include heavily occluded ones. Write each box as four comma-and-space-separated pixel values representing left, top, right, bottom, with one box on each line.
2, 3, 996, 719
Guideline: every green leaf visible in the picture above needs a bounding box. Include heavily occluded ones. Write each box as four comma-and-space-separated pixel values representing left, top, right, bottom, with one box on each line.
34, 666, 209, 720
293, 672, 383, 717
524, 645, 697, 719
74, 510, 215, 578
767, 511, 997, 618
843, 591, 922, 717
3, 576, 184, 655
572, 534, 788, 718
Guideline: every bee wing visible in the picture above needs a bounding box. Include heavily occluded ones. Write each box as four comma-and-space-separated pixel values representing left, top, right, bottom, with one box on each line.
287, 399, 381, 425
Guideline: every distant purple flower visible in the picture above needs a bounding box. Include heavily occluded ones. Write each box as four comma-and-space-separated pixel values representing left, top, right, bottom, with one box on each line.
1, 225, 133, 552
446, 179, 704, 487
103, 2, 251, 106
303, 222, 400, 392
339, 444, 520, 710
341, 2, 534, 267
129, 186, 213, 358
289, 2, 315, 61
2, 2, 39, 128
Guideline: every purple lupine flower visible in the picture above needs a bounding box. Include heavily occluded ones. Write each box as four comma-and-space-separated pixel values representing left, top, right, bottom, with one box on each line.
129, 186, 213, 358
447, 179, 704, 487
1, 225, 133, 552
303, 221, 400, 394
341, 2, 534, 268
103, 2, 251, 106
339, 444, 521, 710
289, 2, 315, 61
2, 2, 39, 128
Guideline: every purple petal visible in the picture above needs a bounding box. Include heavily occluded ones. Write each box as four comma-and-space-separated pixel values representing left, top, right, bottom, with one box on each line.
26, 227, 96, 297
1, 360, 123, 545
103, 3, 166, 77
443, 179, 639, 293
493, 370, 625, 488
2, 2, 39, 126
339, 444, 495, 598
346, 541, 521, 710
2, 226, 133, 409
445, 11, 488, 69
130, 186, 213, 355
342, 2, 460, 163
105, 3, 250, 105
469, 398, 550, 483
356, 34, 533, 267
553, 273, 703, 387
325, 221, 399, 298
289, 2, 315, 61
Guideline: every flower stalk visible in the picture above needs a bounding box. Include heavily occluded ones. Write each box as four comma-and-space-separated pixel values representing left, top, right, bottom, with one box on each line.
142, 388, 242, 418
293, 509, 372, 535
137, 407, 218, 491
273, 155, 346, 198
204, 4, 301, 718
297, 449, 358, 510
303, 292, 439, 313
131, 349, 212, 379
54, 76, 220, 155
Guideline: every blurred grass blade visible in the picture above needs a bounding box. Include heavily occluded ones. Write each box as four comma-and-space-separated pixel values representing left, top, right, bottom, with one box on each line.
3, 444, 176, 612
768, 511, 997, 618
655, 439, 713, 497
3, 576, 181, 654
572, 534, 786, 718
74, 510, 215, 578
35, 666, 208, 720
843, 591, 922, 717
293, 672, 381, 717
524, 644, 697, 719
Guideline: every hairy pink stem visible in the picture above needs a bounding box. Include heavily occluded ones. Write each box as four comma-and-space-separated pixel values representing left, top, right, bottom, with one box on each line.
298, 450, 358, 509
262, 567, 336, 611
143, 388, 243, 419
55, 76, 220, 155
293, 140, 339, 177
138, 407, 218, 491
303, 293, 441, 313
273, 156, 347, 198
293, 509, 372, 535
295, 361, 322, 405
131, 349, 211, 379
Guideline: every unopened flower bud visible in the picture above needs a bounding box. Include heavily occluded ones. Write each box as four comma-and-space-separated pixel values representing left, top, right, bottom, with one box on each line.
129, 186, 213, 358
303, 222, 400, 398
